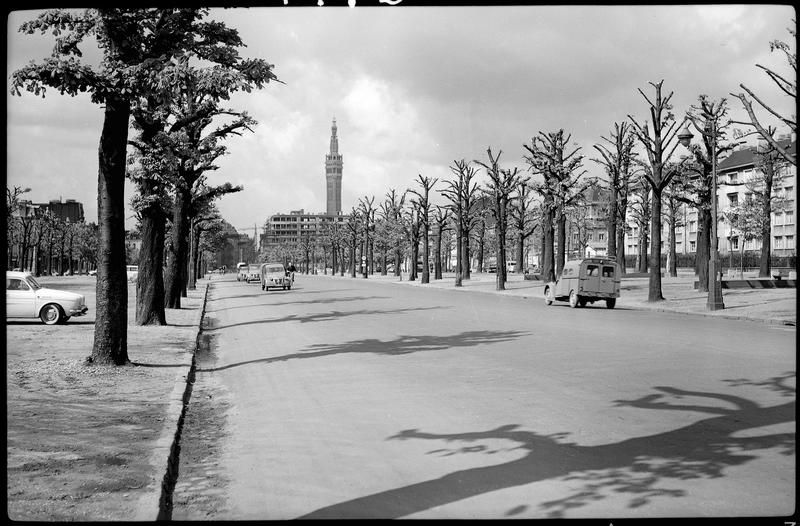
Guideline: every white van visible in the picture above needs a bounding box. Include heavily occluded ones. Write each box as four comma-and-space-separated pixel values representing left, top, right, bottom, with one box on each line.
126, 265, 139, 282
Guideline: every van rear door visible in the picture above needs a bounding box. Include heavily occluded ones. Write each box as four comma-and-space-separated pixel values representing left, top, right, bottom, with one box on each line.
599, 264, 617, 295
583, 263, 601, 294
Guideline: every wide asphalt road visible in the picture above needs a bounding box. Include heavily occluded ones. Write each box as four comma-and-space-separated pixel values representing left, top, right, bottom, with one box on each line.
173, 273, 795, 520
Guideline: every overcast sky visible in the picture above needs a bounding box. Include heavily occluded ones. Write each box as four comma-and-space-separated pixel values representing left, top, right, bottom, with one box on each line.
6, 4, 796, 235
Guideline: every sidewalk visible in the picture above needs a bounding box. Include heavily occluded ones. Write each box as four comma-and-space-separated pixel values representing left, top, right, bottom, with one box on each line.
312, 269, 797, 326
6, 276, 210, 521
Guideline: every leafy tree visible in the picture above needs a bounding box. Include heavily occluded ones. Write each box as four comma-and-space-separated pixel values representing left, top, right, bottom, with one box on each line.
9, 8, 262, 364
724, 204, 763, 277
730, 19, 796, 166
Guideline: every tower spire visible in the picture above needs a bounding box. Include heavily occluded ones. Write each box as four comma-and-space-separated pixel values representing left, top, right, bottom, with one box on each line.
325, 116, 343, 215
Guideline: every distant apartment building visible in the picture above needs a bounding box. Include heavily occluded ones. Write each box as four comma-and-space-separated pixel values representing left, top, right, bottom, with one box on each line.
261, 118, 349, 255
623, 137, 796, 262
262, 209, 347, 250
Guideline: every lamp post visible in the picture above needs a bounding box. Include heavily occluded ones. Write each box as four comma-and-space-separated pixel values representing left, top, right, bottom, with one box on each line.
678, 122, 725, 310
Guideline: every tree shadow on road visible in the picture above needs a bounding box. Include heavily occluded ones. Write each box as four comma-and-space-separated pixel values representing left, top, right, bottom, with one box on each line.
197, 328, 527, 373
204, 305, 448, 331
296, 372, 795, 519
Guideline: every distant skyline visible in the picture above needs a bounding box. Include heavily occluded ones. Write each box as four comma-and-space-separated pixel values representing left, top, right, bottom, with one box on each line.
6, 5, 796, 233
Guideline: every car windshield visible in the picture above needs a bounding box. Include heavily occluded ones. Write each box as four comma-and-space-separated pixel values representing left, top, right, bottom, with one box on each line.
268, 266, 284, 273
25, 276, 42, 290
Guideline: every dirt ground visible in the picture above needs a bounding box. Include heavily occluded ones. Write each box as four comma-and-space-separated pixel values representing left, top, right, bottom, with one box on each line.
6, 276, 204, 521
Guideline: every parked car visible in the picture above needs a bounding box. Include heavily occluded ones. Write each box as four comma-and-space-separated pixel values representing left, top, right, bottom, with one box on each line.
260, 262, 291, 291
237, 263, 250, 282
544, 257, 621, 309
6, 271, 89, 325
88, 269, 97, 276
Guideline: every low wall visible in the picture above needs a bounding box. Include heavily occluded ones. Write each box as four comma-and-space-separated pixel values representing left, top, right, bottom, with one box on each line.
693, 279, 797, 289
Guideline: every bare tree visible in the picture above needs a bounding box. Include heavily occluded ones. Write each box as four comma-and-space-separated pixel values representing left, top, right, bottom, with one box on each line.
628, 80, 689, 301
507, 178, 539, 274
408, 175, 438, 284
730, 20, 796, 166
431, 205, 451, 280
475, 148, 523, 290
592, 122, 637, 268
441, 160, 481, 287
524, 130, 590, 281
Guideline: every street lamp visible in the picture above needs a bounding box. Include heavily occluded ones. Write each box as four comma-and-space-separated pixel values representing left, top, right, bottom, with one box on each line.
677, 123, 724, 310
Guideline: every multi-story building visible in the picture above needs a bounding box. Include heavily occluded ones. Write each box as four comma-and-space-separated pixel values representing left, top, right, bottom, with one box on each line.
262, 119, 349, 254
623, 136, 796, 264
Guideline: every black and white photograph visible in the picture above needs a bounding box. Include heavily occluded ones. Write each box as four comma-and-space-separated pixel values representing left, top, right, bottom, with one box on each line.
5, 2, 796, 521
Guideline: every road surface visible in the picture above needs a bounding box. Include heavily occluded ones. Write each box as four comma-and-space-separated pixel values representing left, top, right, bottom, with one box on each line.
172, 273, 795, 519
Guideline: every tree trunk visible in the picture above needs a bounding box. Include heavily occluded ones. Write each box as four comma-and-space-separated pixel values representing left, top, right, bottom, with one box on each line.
668, 198, 677, 277
454, 220, 463, 287
461, 233, 470, 281
91, 96, 130, 365
758, 183, 773, 277
556, 210, 566, 274
608, 185, 618, 260
542, 208, 555, 282
136, 204, 167, 325
648, 190, 664, 301
616, 195, 628, 274
434, 226, 443, 280
421, 222, 430, 284
165, 187, 190, 309
696, 208, 711, 292
496, 199, 506, 291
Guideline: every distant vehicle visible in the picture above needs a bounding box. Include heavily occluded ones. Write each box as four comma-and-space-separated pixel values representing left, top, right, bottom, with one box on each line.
237, 264, 250, 282
544, 257, 621, 309
260, 262, 291, 291
88, 269, 97, 276
246, 264, 260, 283
126, 265, 139, 282
6, 270, 88, 325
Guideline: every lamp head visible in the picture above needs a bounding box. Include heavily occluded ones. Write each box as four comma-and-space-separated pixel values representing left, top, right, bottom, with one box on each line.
677, 125, 694, 147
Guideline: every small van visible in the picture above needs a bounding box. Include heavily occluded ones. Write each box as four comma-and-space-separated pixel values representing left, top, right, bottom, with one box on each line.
544, 257, 620, 309
260, 262, 291, 291
126, 265, 139, 282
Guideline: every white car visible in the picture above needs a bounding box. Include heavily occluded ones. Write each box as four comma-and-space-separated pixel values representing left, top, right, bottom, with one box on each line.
6, 271, 89, 325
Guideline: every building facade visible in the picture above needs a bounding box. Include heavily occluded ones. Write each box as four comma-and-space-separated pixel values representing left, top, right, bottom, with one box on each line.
325, 117, 343, 216
623, 137, 796, 263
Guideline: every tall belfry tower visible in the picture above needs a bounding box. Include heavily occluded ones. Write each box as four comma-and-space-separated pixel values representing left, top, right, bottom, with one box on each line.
325, 117, 343, 215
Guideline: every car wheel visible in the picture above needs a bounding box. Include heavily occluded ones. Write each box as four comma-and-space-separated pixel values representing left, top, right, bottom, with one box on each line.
58, 316, 71, 324
606, 298, 616, 309
544, 286, 553, 305
287, 284, 292, 290
40, 303, 64, 325
578, 297, 587, 308
568, 290, 580, 309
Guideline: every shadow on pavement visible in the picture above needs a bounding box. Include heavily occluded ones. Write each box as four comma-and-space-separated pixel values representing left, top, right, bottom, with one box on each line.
205, 306, 448, 331
297, 372, 795, 519
197, 329, 527, 373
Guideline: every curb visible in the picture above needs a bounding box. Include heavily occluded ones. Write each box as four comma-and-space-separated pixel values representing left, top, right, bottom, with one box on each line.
135, 281, 210, 521
310, 273, 795, 327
